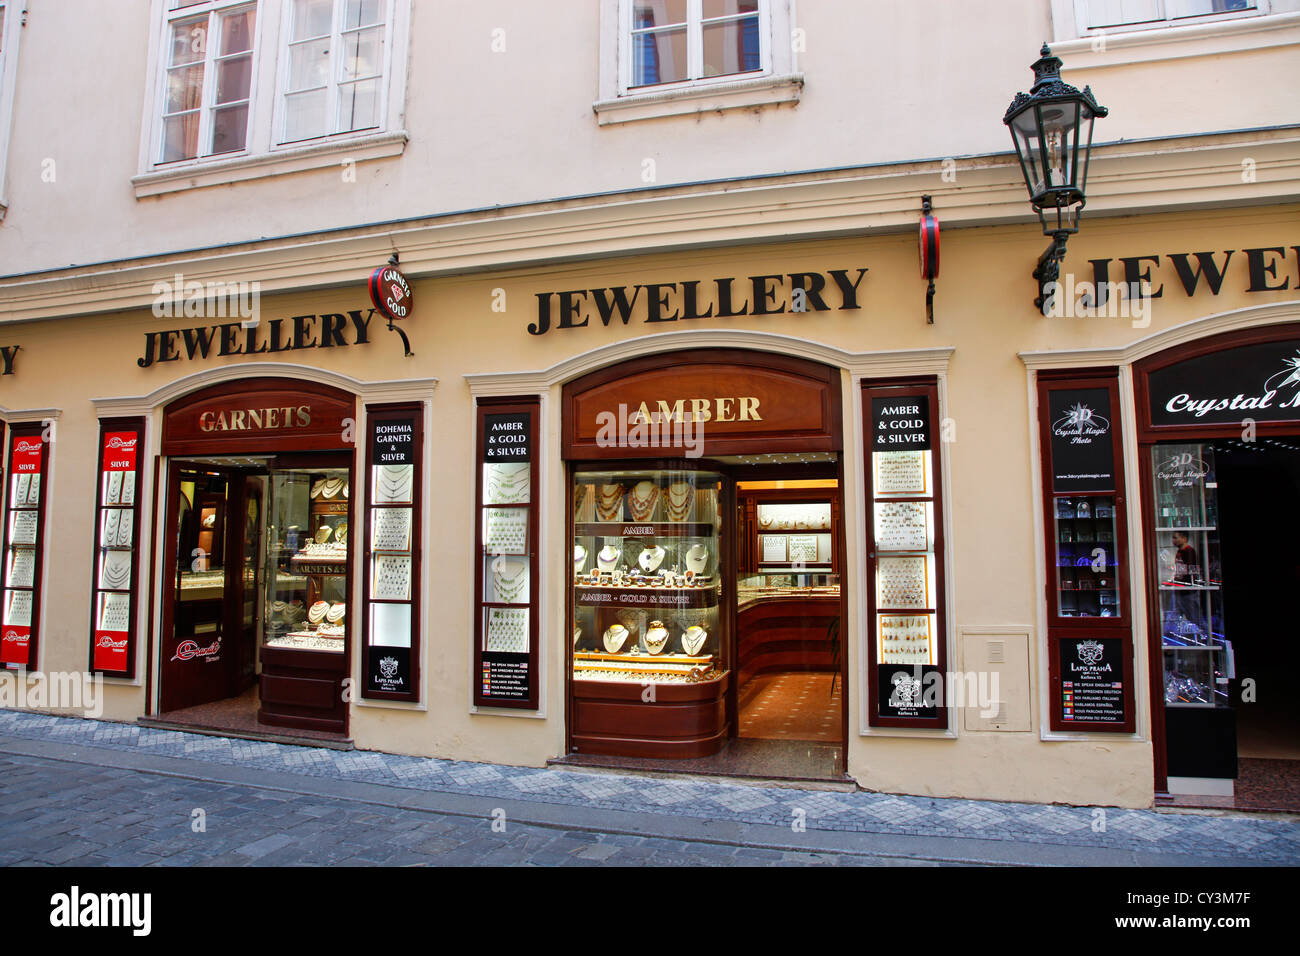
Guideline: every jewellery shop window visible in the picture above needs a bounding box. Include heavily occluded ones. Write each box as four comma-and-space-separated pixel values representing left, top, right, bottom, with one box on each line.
263, 464, 351, 653
1152, 442, 1229, 709
572, 468, 725, 686
474, 398, 540, 709
90, 419, 146, 676
863, 380, 948, 728
362, 404, 422, 701
2, 424, 48, 669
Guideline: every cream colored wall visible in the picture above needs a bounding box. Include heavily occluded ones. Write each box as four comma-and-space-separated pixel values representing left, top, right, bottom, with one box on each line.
4, 204, 1297, 803
1, 1, 1297, 276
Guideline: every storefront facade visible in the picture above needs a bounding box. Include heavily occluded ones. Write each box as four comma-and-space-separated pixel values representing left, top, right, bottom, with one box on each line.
1, 201, 1295, 808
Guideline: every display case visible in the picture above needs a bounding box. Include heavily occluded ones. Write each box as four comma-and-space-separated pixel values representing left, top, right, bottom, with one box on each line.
739, 488, 839, 573
2, 425, 48, 668
264, 468, 350, 653
572, 468, 725, 682
1152, 442, 1232, 708
89, 419, 145, 675
569, 466, 729, 757
1052, 494, 1121, 618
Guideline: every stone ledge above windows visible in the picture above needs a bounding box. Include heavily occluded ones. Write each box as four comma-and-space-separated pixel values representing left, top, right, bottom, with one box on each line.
593, 72, 803, 126
1049, 4, 1300, 68
130, 130, 408, 198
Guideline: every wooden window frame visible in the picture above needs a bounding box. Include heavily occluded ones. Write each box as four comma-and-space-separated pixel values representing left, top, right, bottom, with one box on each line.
863, 377, 950, 730
1, 423, 51, 670
473, 396, 541, 710
360, 401, 422, 702
87, 417, 148, 678
1037, 368, 1137, 734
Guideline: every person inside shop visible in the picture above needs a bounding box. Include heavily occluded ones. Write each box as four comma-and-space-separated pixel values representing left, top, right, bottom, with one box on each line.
1171, 530, 1199, 585
1170, 530, 1203, 633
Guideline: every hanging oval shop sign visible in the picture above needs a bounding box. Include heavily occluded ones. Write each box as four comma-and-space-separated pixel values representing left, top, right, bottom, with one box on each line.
369, 264, 412, 321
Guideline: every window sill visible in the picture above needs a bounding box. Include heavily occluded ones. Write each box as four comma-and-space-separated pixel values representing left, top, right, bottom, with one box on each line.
593, 72, 804, 126
131, 129, 409, 198
1051, 11, 1300, 68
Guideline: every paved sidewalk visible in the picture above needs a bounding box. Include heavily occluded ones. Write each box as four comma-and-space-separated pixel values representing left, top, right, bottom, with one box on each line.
1, 709, 1297, 865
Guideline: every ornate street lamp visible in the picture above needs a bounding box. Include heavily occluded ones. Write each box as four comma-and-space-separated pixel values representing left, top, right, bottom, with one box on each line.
1003, 44, 1108, 312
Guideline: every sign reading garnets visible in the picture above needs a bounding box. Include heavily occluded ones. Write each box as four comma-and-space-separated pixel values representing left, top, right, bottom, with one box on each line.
369, 264, 412, 321
371, 417, 415, 465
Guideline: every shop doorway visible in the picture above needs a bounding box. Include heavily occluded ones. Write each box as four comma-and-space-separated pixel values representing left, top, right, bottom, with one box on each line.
1149, 437, 1300, 811
156, 455, 353, 737
731, 464, 843, 777
566, 456, 847, 781
559, 348, 848, 782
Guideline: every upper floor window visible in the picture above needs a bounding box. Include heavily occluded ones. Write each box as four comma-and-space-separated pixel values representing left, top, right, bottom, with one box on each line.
138, 0, 410, 195
596, 0, 800, 125
281, 0, 387, 143
1078, 0, 1261, 30
160, 0, 257, 162
629, 0, 762, 88
0, 0, 22, 217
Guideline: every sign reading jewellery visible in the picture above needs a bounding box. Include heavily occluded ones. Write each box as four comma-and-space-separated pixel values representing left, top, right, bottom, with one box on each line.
528, 269, 870, 335
136, 309, 378, 368
1149, 339, 1300, 426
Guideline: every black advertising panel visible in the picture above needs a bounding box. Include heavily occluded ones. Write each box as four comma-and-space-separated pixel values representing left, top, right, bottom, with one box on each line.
871, 395, 931, 450
876, 665, 944, 720
370, 416, 415, 464
1148, 338, 1300, 426
483, 412, 532, 463
1058, 635, 1127, 725
480, 652, 530, 701
366, 645, 411, 695
1047, 387, 1115, 492
475, 398, 539, 710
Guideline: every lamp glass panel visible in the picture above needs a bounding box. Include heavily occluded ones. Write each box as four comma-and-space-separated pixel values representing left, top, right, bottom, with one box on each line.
1036, 102, 1079, 191
1011, 110, 1044, 197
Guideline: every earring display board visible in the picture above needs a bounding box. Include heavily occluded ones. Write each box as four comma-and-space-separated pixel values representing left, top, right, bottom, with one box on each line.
474, 397, 540, 709
88, 419, 146, 675
2, 425, 49, 668
362, 404, 422, 700
1037, 371, 1134, 734
864, 382, 948, 727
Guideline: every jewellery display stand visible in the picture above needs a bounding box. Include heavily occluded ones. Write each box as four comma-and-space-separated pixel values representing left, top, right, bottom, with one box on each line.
570, 467, 729, 758
740, 490, 839, 574
872, 457, 938, 665
2, 427, 48, 667
273, 472, 350, 653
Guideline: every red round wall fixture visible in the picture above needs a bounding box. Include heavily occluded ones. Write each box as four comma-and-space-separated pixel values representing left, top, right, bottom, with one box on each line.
919, 196, 940, 323
369, 261, 412, 321
368, 254, 414, 357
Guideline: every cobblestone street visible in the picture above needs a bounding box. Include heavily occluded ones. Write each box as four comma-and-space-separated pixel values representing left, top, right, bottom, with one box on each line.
2, 711, 1297, 866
